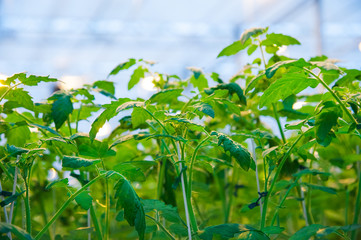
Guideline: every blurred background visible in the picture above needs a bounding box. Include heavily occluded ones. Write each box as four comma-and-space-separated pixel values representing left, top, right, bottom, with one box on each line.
0, 0, 360, 100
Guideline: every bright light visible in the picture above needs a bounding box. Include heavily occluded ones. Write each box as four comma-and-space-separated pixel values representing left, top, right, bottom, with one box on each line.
47, 168, 58, 181
277, 45, 288, 55
0, 74, 9, 80
140, 76, 157, 91
358, 42, 361, 52
97, 122, 111, 138
59, 75, 84, 90
293, 101, 306, 110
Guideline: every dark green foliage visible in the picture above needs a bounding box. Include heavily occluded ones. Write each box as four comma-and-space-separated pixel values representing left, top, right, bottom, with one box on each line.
114, 177, 146, 240
211, 132, 253, 171
49, 92, 74, 129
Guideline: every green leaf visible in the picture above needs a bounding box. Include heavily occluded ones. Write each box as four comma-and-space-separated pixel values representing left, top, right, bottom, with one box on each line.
5, 88, 34, 110
211, 132, 253, 171
75, 191, 93, 210
265, 58, 310, 78
109, 58, 137, 76
49, 92, 73, 129
5, 125, 31, 147
189, 68, 209, 91
5, 73, 57, 86
0, 223, 33, 240
262, 33, 300, 47
261, 226, 284, 234
236, 231, 270, 239
93, 80, 115, 95
114, 177, 146, 240
113, 161, 157, 182
217, 39, 251, 58
128, 66, 147, 90
28, 123, 60, 136
89, 98, 131, 140
240, 27, 267, 44
259, 73, 318, 107
117, 101, 144, 112
198, 224, 264, 240
315, 103, 342, 146
205, 82, 247, 105
193, 102, 215, 118
0, 190, 25, 207
45, 178, 69, 190
149, 89, 183, 104
245, 73, 264, 94
289, 224, 324, 240
142, 199, 181, 223
131, 107, 149, 129
62, 156, 100, 169
165, 118, 204, 132
293, 169, 331, 178
303, 183, 337, 194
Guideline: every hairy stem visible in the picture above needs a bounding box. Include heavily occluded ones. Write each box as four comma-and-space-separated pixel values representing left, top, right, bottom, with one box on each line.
351, 146, 361, 240
90, 205, 103, 240
146, 215, 176, 240
35, 173, 111, 240
261, 132, 305, 228
176, 142, 195, 239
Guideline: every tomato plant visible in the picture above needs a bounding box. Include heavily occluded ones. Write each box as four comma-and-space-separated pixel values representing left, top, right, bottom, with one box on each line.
0, 27, 360, 240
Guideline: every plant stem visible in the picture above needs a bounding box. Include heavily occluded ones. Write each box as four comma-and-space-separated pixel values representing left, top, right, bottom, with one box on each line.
90, 205, 103, 240
261, 132, 305, 229
156, 157, 167, 200
101, 162, 109, 240
251, 140, 262, 220
303, 68, 359, 130
146, 215, 176, 240
35, 173, 110, 240
24, 169, 32, 234
214, 168, 227, 223
9, 165, 18, 223
187, 136, 210, 198
298, 181, 309, 226
272, 103, 286, 143
0, 82, 22, 102
67, 117, 73, 136
270, 178, 300, 226
176, 142, 194, 239
257, 37, 287, 144
351, 146, 361, 240
0, 180, 11, 239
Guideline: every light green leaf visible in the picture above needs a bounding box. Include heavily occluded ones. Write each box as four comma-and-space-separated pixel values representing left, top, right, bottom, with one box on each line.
165, 118, 204, 132
28, 123, 60, 136
117, 101, 144, 112
6, 88, 34, 110
217, 39, 251, 58
131, 107, 149, 128
62, 156, 100, 169
262, 33, 300, 47
45, 178, 69, 190
109, 58, 137, 76
75, 191, 93, 210
265, 58, 310, 78
5, 125, 31, 147
89, 98, 131, 140
303, 183, 337, 194
149, 89, 183, 104
259, 73, 318, 107
114, 177, 146, 240
128, 66, 147, 90
240, 27, 267, 44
